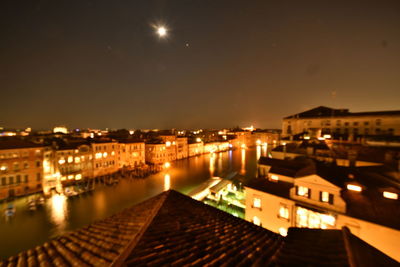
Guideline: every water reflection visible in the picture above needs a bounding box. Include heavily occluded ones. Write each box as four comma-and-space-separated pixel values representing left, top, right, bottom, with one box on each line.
49, 194, 68, 231
240, 148, 246, 175
164, 174, 171, 191
263, 143, 268, 157
256, 145, 261, 160
209, 153, 216, 176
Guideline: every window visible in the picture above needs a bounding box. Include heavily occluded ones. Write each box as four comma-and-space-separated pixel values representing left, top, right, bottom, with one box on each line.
13, 162, 20, 171
36, 173, 41, 181
1, 177, 6, 186
36, 161, 41, 167
320, 191, 334, 204
24, 175, 28, 183
16, 175, 21, 184
353, 122, 358, 126
252, 197, 261, 209
336, 120, 341, 126
24, 162, 29, 169
344, 122, 349, 126
9, 176, 14, 185
279, 204, 289, 220
376, 119, 381, 126
364, 121, 369, 126
252, 216, 261, 226
365, 128, 369, 135
296, 186, 310, 198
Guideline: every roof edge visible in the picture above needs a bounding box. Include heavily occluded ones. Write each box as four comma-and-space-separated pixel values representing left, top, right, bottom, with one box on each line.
110, 190, 172, 266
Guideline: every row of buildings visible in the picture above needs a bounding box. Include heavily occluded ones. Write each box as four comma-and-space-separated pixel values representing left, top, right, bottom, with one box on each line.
282, 106, 400, 142
0, 128, 280, 200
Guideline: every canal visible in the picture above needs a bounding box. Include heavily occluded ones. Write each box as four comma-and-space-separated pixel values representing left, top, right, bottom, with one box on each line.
0, 146, 267, 259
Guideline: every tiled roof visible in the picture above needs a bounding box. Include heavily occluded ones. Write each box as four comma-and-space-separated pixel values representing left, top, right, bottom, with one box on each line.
273, 227, 398, 266
2, 190, 397, 266
258, 157, 316, 177
246, 178, 292, 199
1, 191, 283, 266
0, 138, 44, 150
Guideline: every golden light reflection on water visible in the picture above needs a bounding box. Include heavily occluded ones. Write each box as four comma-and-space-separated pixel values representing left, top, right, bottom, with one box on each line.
209, 153, 216, 176
49, 194, 68, 230
263, 143, 268, 157
164, 174, 171, 191
256, 145, 261, 160
240, 148, 246, 175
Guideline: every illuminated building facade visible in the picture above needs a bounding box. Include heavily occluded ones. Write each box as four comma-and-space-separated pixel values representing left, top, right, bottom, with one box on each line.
55, 143, 93, 182
0, 140, 45, 199
91, 139, 119, 177
188, 141, 203, 157
282, 106, 400, 140
145, 141, 171, 165
176, 137, 188, 159
246, 157, 400, 261
118, 140, 145, 168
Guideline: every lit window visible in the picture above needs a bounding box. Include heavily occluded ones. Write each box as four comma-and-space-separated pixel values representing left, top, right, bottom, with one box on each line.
253, 197, 261, 209
253, 216, 261, 226
111, 151, 115, 156
68, 175, 74, 180
74, 157, 80, 163
320, 191, 329, 202
270, 174, 279, 181
383, 191, 398, 200
58, 158, 65, 165
347, 184, 362, 192
75, 174, 82, 180
279, 204, 289, 219
166, 141, 171, 147
279, 227, 288, 237
95, 153, 102, 159
0, 165, 7, 171
67, 156, 73, 163
297, 186, 310, 197
103, 152, 108, 158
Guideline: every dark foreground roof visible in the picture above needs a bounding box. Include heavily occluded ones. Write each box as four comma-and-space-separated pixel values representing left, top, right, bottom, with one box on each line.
0, 138, 44, 150
1, 190, 397, 266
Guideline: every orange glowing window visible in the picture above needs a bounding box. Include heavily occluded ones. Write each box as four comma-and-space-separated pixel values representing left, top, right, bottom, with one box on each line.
383, 191, 398, 200
347, 184, 362, 192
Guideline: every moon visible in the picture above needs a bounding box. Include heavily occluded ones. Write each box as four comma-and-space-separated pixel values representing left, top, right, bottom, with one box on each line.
157, 26, 167, 37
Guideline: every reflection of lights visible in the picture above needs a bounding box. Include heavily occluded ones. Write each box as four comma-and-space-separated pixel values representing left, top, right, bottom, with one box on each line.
256, 145, 261, 160
240, 148, 246, 175
209, 154, 216, 176
164, 162, 171, 169
49, 194, 68, 229
262, 143, 268, 157
347, 184, 362, 192
383, 191, 398, 200
164, 174, 170, 191
241, 144, 246, 149
256, 139, 261, 145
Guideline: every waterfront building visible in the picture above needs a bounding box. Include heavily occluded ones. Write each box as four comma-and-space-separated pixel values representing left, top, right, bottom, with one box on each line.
282, 106, 400, 141
251, 129, 281, 146
53, 126, 68, 134
176, 137, 188, 159
188, 140, 203, 157
203, 141, 230, 154
246, 156, 400, 261
90, 139, 119, 177
0, 139, 45, 199
145, 141, 171, 165
2, 190, 396, 266
55, 142, 93, 182
117, 139, 145, 168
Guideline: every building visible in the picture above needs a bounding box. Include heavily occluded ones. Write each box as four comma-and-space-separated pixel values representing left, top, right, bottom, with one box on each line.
188, 140, 203, 157
282, 106, 400, 140
0, 139, 45, 199
117, 139, 145, 168
55, 142, 93, 183
145, 140, 175, 165
91, 139, 119, 177
175, 137, 188, 159
246, 157, 400, 261
2, 190, 397, 266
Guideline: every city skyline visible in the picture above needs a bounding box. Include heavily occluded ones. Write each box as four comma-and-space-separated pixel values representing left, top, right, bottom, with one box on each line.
1, 1, 400, 129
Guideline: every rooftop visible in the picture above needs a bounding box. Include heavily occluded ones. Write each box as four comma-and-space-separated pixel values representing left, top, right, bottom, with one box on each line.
2, 190, 396, 266
0, 138, 44, 150
284, 106, 400, 119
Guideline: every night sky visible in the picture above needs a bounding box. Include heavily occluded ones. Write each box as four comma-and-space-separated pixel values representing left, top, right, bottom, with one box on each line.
1, 0, 400, 130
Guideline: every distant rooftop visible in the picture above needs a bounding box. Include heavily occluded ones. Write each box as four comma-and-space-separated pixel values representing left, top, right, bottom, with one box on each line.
284, 106, 400, 119
0, 137, 44, 150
